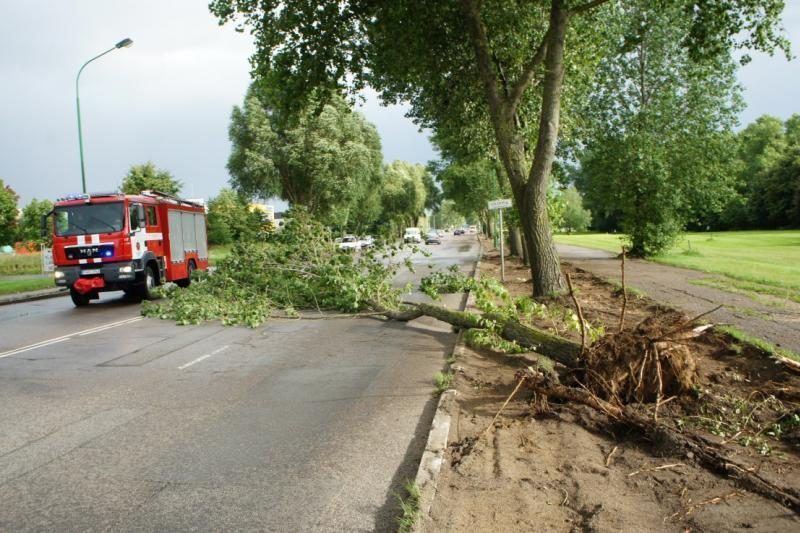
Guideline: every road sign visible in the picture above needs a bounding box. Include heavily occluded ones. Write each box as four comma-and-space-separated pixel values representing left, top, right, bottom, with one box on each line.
486, 199, 511, 281
488, 198, 512, 210
41, 247, 54, 272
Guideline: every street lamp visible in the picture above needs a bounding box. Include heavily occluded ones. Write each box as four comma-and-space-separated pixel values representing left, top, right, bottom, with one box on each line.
75, 38, 133, 193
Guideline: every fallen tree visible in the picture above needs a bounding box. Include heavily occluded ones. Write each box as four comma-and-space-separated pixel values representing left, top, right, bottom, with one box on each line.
145, 216, 798, 514
377, 300, 581, 369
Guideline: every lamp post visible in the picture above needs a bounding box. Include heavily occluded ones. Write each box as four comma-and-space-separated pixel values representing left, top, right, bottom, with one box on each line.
76, 38, 133, 193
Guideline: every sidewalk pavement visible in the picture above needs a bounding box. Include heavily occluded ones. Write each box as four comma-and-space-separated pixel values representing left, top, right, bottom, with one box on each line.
556, 243, 800, 354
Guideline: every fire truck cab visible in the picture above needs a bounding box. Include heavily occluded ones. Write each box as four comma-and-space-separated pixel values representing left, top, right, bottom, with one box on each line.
48, 191, 209, 307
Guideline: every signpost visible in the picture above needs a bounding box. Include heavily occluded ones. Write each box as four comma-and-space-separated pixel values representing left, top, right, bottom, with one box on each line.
487, 198, 512, 282
41, 247, 54, 273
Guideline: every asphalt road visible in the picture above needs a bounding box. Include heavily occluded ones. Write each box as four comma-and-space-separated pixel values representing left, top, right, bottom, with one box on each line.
0, 235, 479, 532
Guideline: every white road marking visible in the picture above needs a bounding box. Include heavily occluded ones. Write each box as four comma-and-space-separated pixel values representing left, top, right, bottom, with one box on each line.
0, 337, 70, 358
76, 317, 142, 336
178, 345, 230, 370
0, 316, 143, 359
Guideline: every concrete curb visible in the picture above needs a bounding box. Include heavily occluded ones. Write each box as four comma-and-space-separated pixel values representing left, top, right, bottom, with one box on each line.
0, 287, 67, 306
412, 236, 483, 532
413, 389, 456, 531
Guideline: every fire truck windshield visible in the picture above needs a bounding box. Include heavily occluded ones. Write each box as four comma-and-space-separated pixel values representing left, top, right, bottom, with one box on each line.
54, 202, 125, 236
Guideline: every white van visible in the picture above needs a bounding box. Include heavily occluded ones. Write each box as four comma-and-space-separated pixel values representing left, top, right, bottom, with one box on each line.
403, 227, 422, 244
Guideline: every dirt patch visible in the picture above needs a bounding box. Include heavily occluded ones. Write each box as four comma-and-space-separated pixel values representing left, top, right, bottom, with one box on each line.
423, 244, 800, 532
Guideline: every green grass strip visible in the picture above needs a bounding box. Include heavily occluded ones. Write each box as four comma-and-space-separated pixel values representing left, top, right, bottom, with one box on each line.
689, 276, 800, 305
0, 278, 54, 296
716, 325, 800, 363
554, 230, 800, 296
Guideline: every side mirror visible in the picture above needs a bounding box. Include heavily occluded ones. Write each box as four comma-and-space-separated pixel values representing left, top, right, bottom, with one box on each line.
137, 205, 145, 226
40, 211, 52, 239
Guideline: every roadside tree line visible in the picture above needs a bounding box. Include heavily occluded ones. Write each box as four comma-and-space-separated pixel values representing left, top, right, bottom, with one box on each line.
225, 84, 443, 240
209, 0, 787, 294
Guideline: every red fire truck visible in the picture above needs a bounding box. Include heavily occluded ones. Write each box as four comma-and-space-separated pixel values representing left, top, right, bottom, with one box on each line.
47, 190, 209, 306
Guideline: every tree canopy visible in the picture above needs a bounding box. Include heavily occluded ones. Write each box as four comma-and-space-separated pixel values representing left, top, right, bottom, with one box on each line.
575, 1, 742, 256
725, 114, 800, 229
17, 198, 53, 244
211, 0, 789, 293
228, 87, 383, 228
121, 162, 183, 196
206, 188, 264, 245
379, 160, 430, 234
0, 180, 19, 246
436, 159, 502, 230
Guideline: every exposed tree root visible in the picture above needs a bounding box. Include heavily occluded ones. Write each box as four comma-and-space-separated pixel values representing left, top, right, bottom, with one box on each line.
623, 408, 800, 514
373, 297, 800, 514
515, 366, 800, 514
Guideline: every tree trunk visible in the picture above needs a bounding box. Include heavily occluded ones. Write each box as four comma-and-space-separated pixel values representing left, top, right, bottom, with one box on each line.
520, 0, 568, 296
521, 226, 529, 266
461, 0, 567, 298
509, 226, 520, 257
375, 301, 581, 368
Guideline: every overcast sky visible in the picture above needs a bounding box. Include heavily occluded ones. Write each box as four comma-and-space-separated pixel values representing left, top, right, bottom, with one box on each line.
1, 1, 798, 207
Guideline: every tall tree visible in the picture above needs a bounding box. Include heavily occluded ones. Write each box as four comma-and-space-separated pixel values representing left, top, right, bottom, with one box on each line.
759, 146, 800, 228
380, 161, 429, 233
207, 188, 263, 245
17, 198, 54, 244
437, 200, 467, 229
437, 159, 502, 231
576, 2, 742, 255
0, 180, 19, 246
786, 114, 800, 147
560, 185, 591, 233
211, 0, 788, 295
736, 115, 792, 228
227, 87, 383, 226
121, 162, 183, 195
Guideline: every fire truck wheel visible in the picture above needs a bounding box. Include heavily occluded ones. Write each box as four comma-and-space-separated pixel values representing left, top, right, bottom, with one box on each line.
139, 264, 160, 300
70, 287, 91, 307
176, 260, 196, 288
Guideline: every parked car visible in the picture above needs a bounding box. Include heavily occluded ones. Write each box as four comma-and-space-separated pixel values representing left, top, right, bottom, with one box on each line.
468, 225, 478, 234
425, 231, 442, 245
338, 235, 361, 251
360, 235, 375, 249
453, 228, 465, 236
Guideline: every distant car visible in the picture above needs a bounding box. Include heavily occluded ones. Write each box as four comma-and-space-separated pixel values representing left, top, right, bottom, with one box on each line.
453, 228, 465, 236
338, 235, 360, 251
360, 235, 374, 249
468, 225, 478, 234
425, 231, 442, 245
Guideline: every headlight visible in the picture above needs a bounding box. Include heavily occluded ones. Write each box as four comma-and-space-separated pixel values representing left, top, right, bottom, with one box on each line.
119, 265, 133, 274
54, 270, 65, 279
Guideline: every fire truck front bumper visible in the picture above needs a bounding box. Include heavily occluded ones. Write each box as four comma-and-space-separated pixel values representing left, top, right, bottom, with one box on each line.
54, 261, 138, 289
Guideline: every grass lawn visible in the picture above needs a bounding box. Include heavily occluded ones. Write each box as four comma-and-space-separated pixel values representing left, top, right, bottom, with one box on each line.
209, 245, 231, 266
554, 230, 800, 302
0, 253, 43, 276
0, 277, 54, 296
